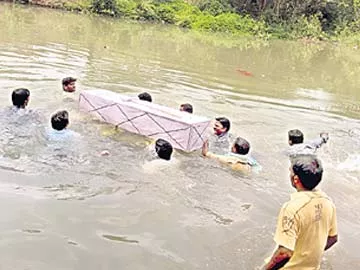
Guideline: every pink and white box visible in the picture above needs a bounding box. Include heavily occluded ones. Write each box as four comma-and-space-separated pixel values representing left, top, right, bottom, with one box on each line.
79, 90, 210, 152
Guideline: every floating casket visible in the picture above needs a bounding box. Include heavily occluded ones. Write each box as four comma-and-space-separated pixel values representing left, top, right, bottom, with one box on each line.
79, 90, 210, 152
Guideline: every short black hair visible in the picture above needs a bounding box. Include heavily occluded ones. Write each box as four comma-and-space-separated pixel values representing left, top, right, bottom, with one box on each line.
155, 139, 173, 160
215, 117, 231, 132
292, 156, 323, 190
138, 92, 152, 102
233, 137, 250, 155
12, 88, 30, 108
288, 129, 304, 144
180, 103, 193, 113
51, 110, 69, 131
62, 77, 77, 87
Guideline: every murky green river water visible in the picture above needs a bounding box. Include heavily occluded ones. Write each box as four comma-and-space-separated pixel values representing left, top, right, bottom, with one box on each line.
0, 3, 359, 269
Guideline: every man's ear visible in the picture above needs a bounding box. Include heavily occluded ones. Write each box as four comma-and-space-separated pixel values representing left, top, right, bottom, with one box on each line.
293, 175, 304, 188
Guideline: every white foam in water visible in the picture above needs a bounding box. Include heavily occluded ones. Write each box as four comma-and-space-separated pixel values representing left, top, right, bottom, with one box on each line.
337, 155, 360, 172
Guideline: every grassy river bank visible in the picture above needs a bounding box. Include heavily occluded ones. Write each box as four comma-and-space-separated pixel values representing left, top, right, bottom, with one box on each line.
8, 0, 360, 46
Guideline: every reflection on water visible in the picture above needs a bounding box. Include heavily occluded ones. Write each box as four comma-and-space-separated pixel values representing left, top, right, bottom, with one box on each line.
0, 2, 359, 270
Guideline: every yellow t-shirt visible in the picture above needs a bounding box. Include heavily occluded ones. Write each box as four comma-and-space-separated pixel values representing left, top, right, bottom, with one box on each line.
274, 190, 337, 270
206, 152, 251, 172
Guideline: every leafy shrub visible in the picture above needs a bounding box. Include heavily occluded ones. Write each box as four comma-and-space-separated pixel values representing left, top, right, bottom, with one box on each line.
116, 0, 138, 17
268, 14, 325, 40
163, 0, 201, 27
156, 4, 177, 23
191, 12, 265, 35
63, 0, 92, 11
136, 0, 160, 21
197, 0, 233, 16
91, 0, 119, 15
76, 0, 360, 41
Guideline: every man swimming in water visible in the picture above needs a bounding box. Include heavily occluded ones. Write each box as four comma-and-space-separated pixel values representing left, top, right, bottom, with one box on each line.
143, 138, 177, 173
138, 92, 152, 102
202, 136, 259, 172
154, 139, 173, 160
61, 77, 78, 103
48, 110, 80, 141
8, 88, 42, 120
287, 129, 329, 157
180, 103, 193, 114
12, 88, 30, 109
62, 77, 77, 93
264, 155, 337, 270
208, 117, 234, 155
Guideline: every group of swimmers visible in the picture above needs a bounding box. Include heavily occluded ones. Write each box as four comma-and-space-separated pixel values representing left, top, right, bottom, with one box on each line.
7, 77, 339, 269
8, 77, 331, 172
139, 89, 330, 172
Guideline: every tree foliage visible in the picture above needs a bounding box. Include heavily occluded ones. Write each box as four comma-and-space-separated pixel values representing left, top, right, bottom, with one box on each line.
66, 0, 360, 40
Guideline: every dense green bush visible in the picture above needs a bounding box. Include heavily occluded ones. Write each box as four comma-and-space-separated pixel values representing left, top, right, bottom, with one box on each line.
91, 0, 119, 15
136, 1, 159, 21
191, 13, 265, 35
196, 0, 233, 16
116, 0, 137, 17
65, 0, 360, 41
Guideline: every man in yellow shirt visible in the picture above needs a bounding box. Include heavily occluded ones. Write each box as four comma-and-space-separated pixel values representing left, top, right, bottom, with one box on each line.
264, 156, 338, 270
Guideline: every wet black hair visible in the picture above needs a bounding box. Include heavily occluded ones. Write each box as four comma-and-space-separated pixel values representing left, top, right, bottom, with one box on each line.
62, 77, 77, 87
155, 139, 173, 161
138, 92, 152, 102
215, 117, 231, 132
233, 137, 250, 155
291, 155, 323, 190
180, 103, 193, 114
12, 88, 30, 108
51, 110, 69, 131
288, 129, 304, 144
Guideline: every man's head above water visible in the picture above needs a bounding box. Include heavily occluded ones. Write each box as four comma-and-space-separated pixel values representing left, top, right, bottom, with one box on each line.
180, 103, 193, 114
51, 110, 69, 131
214, 117, 231, 136
232, 137, 250, 155
155, 138, 173, 161
12, 88, 30, 109
290, 155, 323, 191
138, 92, 152, 102
62, 77, 77, 93
288, 129, 304, 145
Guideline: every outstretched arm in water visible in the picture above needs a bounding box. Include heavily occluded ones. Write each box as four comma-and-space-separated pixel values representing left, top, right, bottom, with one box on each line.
308, 132, 329, 148
202, 140, 230, 161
